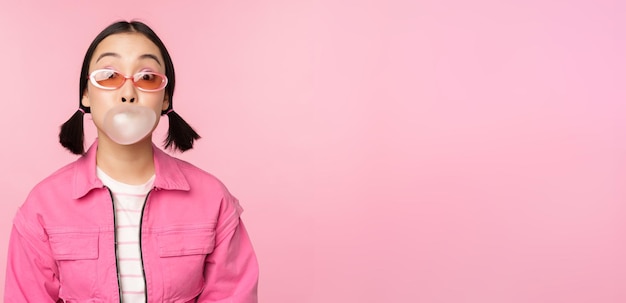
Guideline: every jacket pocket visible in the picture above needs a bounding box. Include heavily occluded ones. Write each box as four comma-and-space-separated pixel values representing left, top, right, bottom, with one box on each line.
47, 228, 100, 299
156, 225, 215, 300
49, 231, 99, 260
157, 225, 216, 257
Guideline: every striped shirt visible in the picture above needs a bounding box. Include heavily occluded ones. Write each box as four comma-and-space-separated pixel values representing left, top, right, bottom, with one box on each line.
97, 167, 154, 303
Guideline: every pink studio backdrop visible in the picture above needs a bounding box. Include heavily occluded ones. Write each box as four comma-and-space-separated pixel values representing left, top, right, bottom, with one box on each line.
1, 1, 624, 302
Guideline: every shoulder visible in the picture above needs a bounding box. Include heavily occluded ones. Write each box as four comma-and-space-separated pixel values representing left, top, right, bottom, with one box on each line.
154, 146, 231, 192
15, 159, 81, 229
155, 148, 235, 198
27, 160, 79, 201
40, 160, 78, 186
157, 154, 244, 223
172, 157, 233, 195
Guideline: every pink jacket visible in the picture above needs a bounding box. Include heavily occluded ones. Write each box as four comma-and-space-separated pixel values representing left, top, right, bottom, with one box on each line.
5, 141, 259, 302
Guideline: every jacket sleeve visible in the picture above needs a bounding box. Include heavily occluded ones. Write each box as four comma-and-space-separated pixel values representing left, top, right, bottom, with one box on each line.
196, 195, 259, 303
4, 209, 60, 302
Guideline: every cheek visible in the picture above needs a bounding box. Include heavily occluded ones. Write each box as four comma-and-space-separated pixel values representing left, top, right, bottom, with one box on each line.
88, 90, 115, 105
146, 93, 168, 110
87, 106, 106, 129
84, 91, 114, 125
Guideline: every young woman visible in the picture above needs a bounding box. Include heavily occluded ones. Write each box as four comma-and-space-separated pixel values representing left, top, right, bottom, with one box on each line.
4, 21, 259, 302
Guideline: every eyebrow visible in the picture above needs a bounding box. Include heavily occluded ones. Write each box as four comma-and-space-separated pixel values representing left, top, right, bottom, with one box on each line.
95, 52, 162, 66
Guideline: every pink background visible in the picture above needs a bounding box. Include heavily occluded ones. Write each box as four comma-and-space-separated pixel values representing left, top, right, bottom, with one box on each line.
1, 0, 625, 302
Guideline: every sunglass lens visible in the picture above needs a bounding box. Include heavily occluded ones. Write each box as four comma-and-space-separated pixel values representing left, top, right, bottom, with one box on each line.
93, 70, 123, 88
134, 72, 165, 91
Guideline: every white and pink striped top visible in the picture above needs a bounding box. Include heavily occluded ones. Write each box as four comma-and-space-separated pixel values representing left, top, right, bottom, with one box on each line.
97, 167, 154, 303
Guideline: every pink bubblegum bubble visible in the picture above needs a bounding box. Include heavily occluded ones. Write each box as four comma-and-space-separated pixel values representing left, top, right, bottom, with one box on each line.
102, 105, 157, 145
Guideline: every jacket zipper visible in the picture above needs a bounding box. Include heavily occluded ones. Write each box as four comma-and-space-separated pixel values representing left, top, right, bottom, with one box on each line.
106, 187, 123, 303
138, 189, 153, 302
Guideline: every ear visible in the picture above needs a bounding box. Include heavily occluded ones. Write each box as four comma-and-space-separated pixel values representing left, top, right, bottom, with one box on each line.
81, 90, 90, 107
162, 95, 170, 111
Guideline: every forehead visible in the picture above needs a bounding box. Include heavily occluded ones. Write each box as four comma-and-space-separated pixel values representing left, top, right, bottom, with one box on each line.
91, 32, 163, 65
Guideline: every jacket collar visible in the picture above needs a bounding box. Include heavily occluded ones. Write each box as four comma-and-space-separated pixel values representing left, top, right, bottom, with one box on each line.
72, 140, 190, 199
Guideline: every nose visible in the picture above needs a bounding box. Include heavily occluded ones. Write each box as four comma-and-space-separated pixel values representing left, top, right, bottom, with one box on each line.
119, 76, 137, 103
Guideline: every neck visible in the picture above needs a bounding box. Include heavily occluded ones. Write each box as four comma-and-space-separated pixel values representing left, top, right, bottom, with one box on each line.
96, 135, 156, 185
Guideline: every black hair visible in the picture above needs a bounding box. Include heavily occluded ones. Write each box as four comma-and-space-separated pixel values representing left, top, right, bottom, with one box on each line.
59, 20, 200, 154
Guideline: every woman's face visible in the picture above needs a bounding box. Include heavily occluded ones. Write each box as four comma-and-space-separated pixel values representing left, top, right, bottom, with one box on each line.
81, 32, 170, 142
